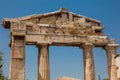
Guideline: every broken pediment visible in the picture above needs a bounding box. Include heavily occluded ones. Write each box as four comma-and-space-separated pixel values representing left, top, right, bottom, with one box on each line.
2, 8, 104, 36
2, 8, 116, 47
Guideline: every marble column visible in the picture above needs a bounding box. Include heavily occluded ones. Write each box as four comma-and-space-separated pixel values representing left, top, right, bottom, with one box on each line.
37, 44, 50, 80
82, 43, 96, 80
10, 36, 25, 80
105, 44, 119, 80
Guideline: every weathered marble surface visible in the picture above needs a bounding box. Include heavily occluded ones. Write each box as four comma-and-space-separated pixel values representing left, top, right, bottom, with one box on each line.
2, 8, 119, 80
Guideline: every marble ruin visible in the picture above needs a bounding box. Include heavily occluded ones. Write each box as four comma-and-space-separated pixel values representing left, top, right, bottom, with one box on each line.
115, 55, 120, 80
57, 76, 79, 80
2, 8, 120, 80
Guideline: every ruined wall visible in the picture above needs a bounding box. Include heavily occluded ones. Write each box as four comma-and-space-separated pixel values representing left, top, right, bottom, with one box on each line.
115, 55, 120, 79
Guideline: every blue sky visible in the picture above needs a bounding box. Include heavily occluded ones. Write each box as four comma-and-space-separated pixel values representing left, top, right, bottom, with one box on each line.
0, 0, 120, 80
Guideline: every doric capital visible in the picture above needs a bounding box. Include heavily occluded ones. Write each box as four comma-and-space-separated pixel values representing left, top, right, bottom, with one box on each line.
81, 43, 94, 49
37, 43, 48, 47
36, 41, 52, 48
36, 43, 49, 48
104, 44, 119, 50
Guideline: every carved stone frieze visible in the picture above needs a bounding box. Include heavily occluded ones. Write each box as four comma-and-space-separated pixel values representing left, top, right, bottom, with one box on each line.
25, 21, 104, 36
10, 21, 26, 36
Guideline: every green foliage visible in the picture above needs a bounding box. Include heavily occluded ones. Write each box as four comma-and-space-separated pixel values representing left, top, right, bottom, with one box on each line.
0, 51, 8, 80
103, 78, 109, 80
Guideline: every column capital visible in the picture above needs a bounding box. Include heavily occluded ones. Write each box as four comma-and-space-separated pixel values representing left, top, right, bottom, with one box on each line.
81, 43, 94, 49
36, 41, 51, 47
104, 44, 119, 50
36, 43, 49, 48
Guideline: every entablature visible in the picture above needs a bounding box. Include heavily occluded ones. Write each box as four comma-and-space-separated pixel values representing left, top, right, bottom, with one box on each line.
2, 8, 116, 47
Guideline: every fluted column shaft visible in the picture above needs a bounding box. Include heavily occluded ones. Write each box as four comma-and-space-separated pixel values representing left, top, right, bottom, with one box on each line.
10, 36, 25, 80
82, 43, 96, 80
38, 44, 50, 80
105, 44, 119, 80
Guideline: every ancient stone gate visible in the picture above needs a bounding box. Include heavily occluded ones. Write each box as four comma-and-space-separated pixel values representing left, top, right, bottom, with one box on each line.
2, 8, 119, 80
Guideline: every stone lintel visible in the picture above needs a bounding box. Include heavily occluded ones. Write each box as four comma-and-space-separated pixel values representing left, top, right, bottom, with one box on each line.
26, 35, 110, 46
